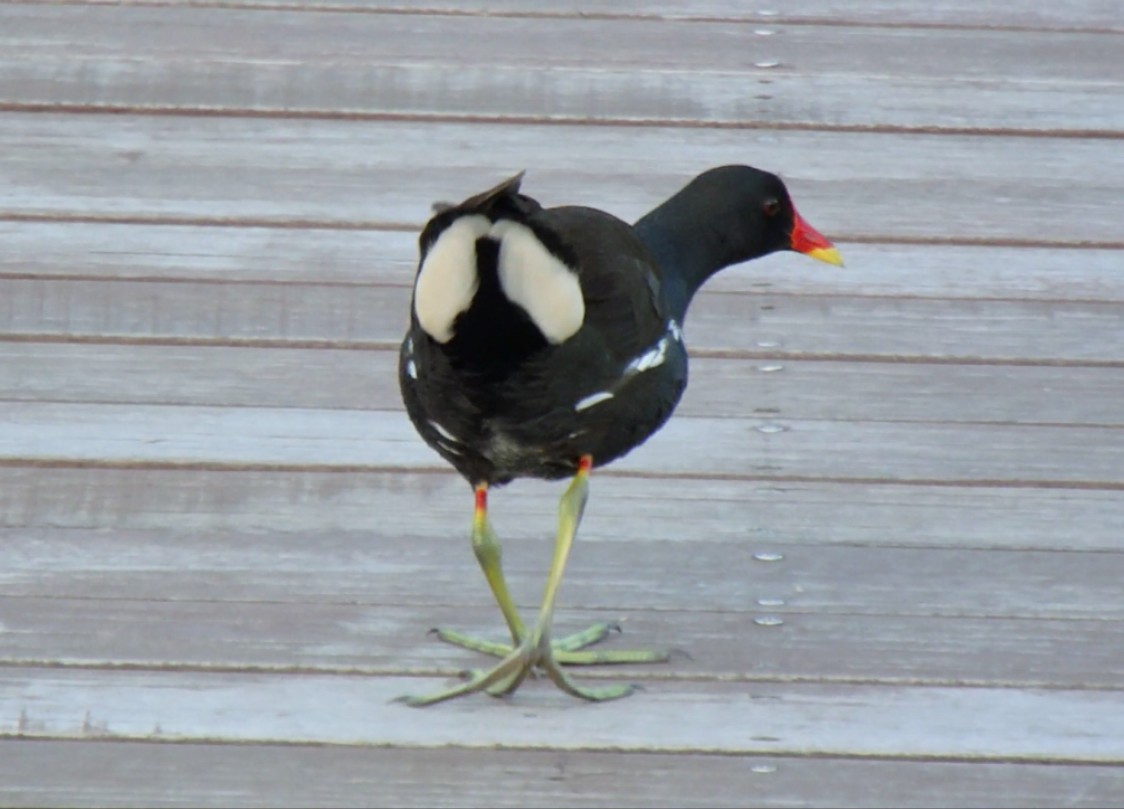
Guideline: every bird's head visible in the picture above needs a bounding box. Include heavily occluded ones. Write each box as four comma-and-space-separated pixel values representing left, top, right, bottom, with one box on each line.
679, 165, 844, 269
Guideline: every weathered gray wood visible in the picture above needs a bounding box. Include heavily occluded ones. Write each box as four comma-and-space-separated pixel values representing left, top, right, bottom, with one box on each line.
5, 221, 1123, 303
3, 525, 1121, 621
4, 668, 1123, 762
4, 467, 1121, 551
21, 0, 1122, 31
4, 596, 1122, 688
4, 401, 1121, 485
10, 6, 1115, 84
3, 114, 1122, 243
5, 278, 1123, 363
5, 741, 1123, 809
6, 343, 1123, 427
0, 222, 418, 285
4, 6, 1121, 131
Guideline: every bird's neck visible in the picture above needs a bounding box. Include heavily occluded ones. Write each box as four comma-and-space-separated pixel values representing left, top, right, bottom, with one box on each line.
633, 202, 739, 322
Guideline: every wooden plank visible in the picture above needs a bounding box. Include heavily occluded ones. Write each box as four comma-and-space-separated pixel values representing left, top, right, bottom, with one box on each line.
4, 467, 1121, 551
18, 0, 1122, 32
9, 5, 1114, 85
4, 596, 1122, 689
5, 343, 1123, 427
0, 222, 419, 285
4, 221, 1124, 303
4, 668, 1123, 762
5, 278, 1123, 364
3, 525, 1121, 621
3, 6, 1121, 131
3, 401, 1122, 485
3, 114, 1122, 244
4, 741, 1122, 809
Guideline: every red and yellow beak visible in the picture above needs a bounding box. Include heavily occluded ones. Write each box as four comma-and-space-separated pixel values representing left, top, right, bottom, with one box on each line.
790, 207, 844, 267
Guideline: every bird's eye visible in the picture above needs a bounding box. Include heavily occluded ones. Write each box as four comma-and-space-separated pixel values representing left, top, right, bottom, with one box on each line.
762, 198, 781, 217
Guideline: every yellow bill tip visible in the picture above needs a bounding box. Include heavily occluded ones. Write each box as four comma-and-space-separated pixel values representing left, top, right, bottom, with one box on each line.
805, 245, 845, 267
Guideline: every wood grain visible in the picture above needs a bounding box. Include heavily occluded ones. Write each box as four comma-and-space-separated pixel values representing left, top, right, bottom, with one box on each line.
12, 0, 1123, 31
0, 222, 419, 285
2, 465, 1124, 552
5, 278, 1123, 363
3, 6, 1121, 131
4, 0, 1123, 798
3, 467, 1122, 551
6, 343, 1123, 427
4, 596, 1122, 689
3, 525, 1121, 621
3, 740, 1122, 809
4, 401, 1123, 485
5, 221, 1123, 303
5, 668, 1124, 762
3, 114, 1122, 243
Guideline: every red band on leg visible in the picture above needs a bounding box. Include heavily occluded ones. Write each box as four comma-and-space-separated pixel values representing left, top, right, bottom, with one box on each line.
577, 455, 593, 474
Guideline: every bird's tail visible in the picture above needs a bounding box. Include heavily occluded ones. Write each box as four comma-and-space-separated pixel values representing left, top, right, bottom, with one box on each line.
430, 171, 540, 220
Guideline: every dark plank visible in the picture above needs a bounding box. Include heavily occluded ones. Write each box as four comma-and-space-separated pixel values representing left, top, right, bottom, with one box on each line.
0, 222, 417, 285
4, 740, 1123, 809
3, 113, 1122, 243
3, 525, 1122, 621
5, 668, 1123, 761
22, 0, 1123, 31
4, 596, 1122, 689
5, 278, 1123, 363
6, 343, 1123, 427
4, 401, 1122, 485
4, 222, 1124, 303
4, 6, 1121, 131
4, 467, 1120, 551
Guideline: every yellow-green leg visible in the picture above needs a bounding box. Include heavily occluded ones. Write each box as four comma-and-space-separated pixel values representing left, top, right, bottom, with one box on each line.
400, 456, 668, 707
431, 483, 663, 667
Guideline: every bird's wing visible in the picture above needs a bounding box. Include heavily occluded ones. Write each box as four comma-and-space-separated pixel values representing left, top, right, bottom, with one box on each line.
528, 205, 669, 361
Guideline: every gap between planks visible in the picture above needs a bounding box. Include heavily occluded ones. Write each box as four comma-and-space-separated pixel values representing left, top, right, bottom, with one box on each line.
6, 0, 1124, 35
1, 741, 1116, 809
2, 212, 1124, 250
6, 459, 1124, 492
4, 668, 1124, 763
4, 334, 1124, 371
2, 104, 1122, 141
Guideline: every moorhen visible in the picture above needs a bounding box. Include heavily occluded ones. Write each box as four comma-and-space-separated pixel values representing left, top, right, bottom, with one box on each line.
398, 165, 842, 705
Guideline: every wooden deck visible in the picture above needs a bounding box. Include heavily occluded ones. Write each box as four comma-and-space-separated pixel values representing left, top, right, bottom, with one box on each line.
2, 1, 1123, 805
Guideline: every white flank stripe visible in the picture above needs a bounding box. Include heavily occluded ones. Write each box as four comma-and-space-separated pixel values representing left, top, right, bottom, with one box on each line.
575, 391, 614, 411
626, 337, 668, 374
624, 321, 681, 375
414, 215, 491, 343
491, 220, 584, 344
428, 419, 460, 444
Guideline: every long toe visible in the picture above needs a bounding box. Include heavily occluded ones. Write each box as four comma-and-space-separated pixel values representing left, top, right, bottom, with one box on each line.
541, 653, 639, 702
400, 632, 644, 705
550, 621, 672, 666
398, 646, 534, 707
432, 621, 670, 666
431, 627, 515, 658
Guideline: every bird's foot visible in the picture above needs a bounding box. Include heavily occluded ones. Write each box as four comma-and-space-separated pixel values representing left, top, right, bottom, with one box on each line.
431, 620, 671, 666
397, 629, 642, 707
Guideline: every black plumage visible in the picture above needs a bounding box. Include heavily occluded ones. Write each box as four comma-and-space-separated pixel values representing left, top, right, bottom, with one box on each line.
396, 165, 841, 706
